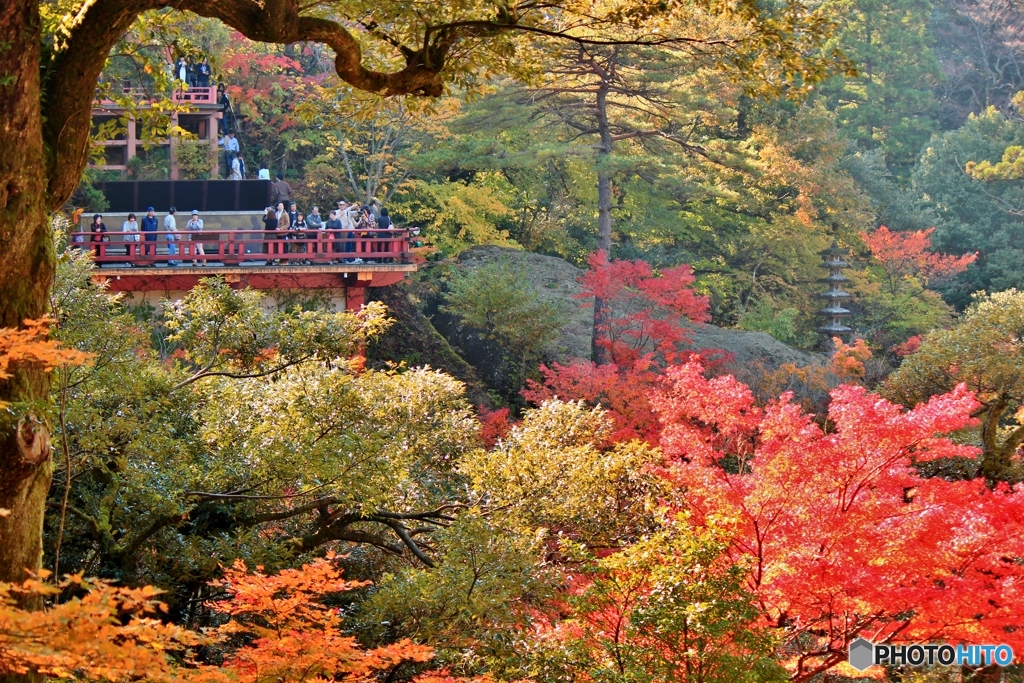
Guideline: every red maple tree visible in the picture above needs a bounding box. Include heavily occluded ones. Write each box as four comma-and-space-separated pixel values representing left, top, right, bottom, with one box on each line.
581, 251, 709, 366
523, 252, 713, 442
862, 226, 977, 292
650, 360, 1024, 681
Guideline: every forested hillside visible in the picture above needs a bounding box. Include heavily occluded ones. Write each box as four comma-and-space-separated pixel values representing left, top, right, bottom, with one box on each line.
71, 0, 1024, 353
4, 0, 1024, 681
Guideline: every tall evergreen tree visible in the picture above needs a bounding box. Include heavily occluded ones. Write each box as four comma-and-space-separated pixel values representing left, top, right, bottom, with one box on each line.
819, 0, 941, 171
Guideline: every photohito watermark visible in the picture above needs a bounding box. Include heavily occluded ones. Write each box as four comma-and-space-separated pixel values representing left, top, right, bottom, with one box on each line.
848, 638, 1015, 671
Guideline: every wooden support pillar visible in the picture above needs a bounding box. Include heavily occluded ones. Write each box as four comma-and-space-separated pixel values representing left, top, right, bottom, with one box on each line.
345, 284, 367, 311
126, 117, 136, 170
210, 112, 220, 177
169, 111, 179, 180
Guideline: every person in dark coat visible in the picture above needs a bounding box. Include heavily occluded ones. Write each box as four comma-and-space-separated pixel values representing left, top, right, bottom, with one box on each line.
271, 174, 292, 207
325, 210, 343, 262
141, 206, 159, 257
261, 206, 278, 258
90, 214, 108, 260
196, 59, 211, 87
376, 207, 392, 260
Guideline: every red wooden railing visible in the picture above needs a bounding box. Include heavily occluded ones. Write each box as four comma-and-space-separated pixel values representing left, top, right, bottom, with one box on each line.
69, 229, 412, 267
97, 86, 219, 106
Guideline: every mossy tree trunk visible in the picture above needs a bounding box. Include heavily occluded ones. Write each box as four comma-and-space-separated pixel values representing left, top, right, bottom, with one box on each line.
0, 0, 55, 587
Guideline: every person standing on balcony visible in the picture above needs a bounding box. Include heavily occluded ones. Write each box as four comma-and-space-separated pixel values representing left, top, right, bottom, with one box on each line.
176, 57, 189, 84
275, 202, 290, 264
196, 59, 211, 87
217, 86, 232, 135
307, 206, 323, 230
288, 201, 299, 228
237, 155, 246, 179
90, 214, 108, 260
292, 211, 309, 262
376, 207, 392, 261
231, 154, 242, 180
186, 210, 206, 266
164, 207, 180, 266
306, 206, 324, 261
359, 205, 378, 262
121, 213, 140, 266
261, 206, 278, 259
141, 206, 159, 257
339, 201, 361, 263
271, 174, 292, 207
325, 209, 342, 263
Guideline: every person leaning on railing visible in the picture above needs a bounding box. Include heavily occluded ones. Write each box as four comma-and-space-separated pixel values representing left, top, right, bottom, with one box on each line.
90, 214, 108, 259
274, 202, 290, 264
262, 207, 278, 258
186, 210, 207, 266
291, 212, 309, 263
164, 207, 181, 266
376, 208, 393, 260
122, 213, 140, 266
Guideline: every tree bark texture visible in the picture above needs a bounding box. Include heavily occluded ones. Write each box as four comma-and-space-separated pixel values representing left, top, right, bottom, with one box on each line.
0, 0, 55, 585
592, 82, 613, 364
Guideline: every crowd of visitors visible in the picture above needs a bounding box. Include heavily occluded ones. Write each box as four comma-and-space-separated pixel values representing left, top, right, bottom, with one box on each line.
262, 186, 396, 265
78, 196, 407, 268
174, 56, 212, 88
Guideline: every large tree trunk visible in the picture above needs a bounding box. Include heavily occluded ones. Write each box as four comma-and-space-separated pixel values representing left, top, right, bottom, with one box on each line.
0, 0, 56, 585
592, 82, 613, 364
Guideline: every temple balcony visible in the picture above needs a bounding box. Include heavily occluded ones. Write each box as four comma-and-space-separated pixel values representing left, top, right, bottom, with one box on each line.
91, 85, 224, 178
72, 225, 417, 311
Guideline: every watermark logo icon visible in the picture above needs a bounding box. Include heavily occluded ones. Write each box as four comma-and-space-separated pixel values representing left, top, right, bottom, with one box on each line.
849, 638, 874, 671
849, 638, 1015, 671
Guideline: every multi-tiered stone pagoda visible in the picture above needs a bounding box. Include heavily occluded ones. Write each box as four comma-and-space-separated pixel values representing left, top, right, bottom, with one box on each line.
818, 241, 852, 339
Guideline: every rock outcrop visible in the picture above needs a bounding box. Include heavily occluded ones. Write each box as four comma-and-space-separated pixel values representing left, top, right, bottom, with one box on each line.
453, 245, 823, 373
368, 245, 824, 405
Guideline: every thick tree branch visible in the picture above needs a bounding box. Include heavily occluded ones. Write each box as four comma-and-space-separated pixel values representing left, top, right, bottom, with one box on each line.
43, 0, 162, 209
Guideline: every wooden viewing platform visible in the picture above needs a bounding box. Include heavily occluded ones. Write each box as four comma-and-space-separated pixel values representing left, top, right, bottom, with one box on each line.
91, 85, 223, 177
73, 229, 418, 311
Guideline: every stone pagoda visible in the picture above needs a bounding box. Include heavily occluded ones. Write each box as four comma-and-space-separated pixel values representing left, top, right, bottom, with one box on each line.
818, 241, 853, 339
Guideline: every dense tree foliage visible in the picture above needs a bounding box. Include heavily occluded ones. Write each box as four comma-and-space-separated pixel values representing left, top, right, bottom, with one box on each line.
9, 0, 1024, 679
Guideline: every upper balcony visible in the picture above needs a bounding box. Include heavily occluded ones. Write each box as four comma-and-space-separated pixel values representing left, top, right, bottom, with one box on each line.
95, 85, 221, 110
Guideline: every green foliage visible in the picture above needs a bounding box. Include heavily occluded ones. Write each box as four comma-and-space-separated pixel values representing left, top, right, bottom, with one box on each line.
393, 177, 518, 254
737, 299, 803, 346
174, 140, 216, 180
126, 148, 171, 180
356, 514, 552, 677
911, 107, 1024, 307
46, 250, 481, 610
818, 0, 941, 170
163, 277, 390, 385
884, 288, 1024, 482
441, 259, 564, 383
460, 400, 670, 546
